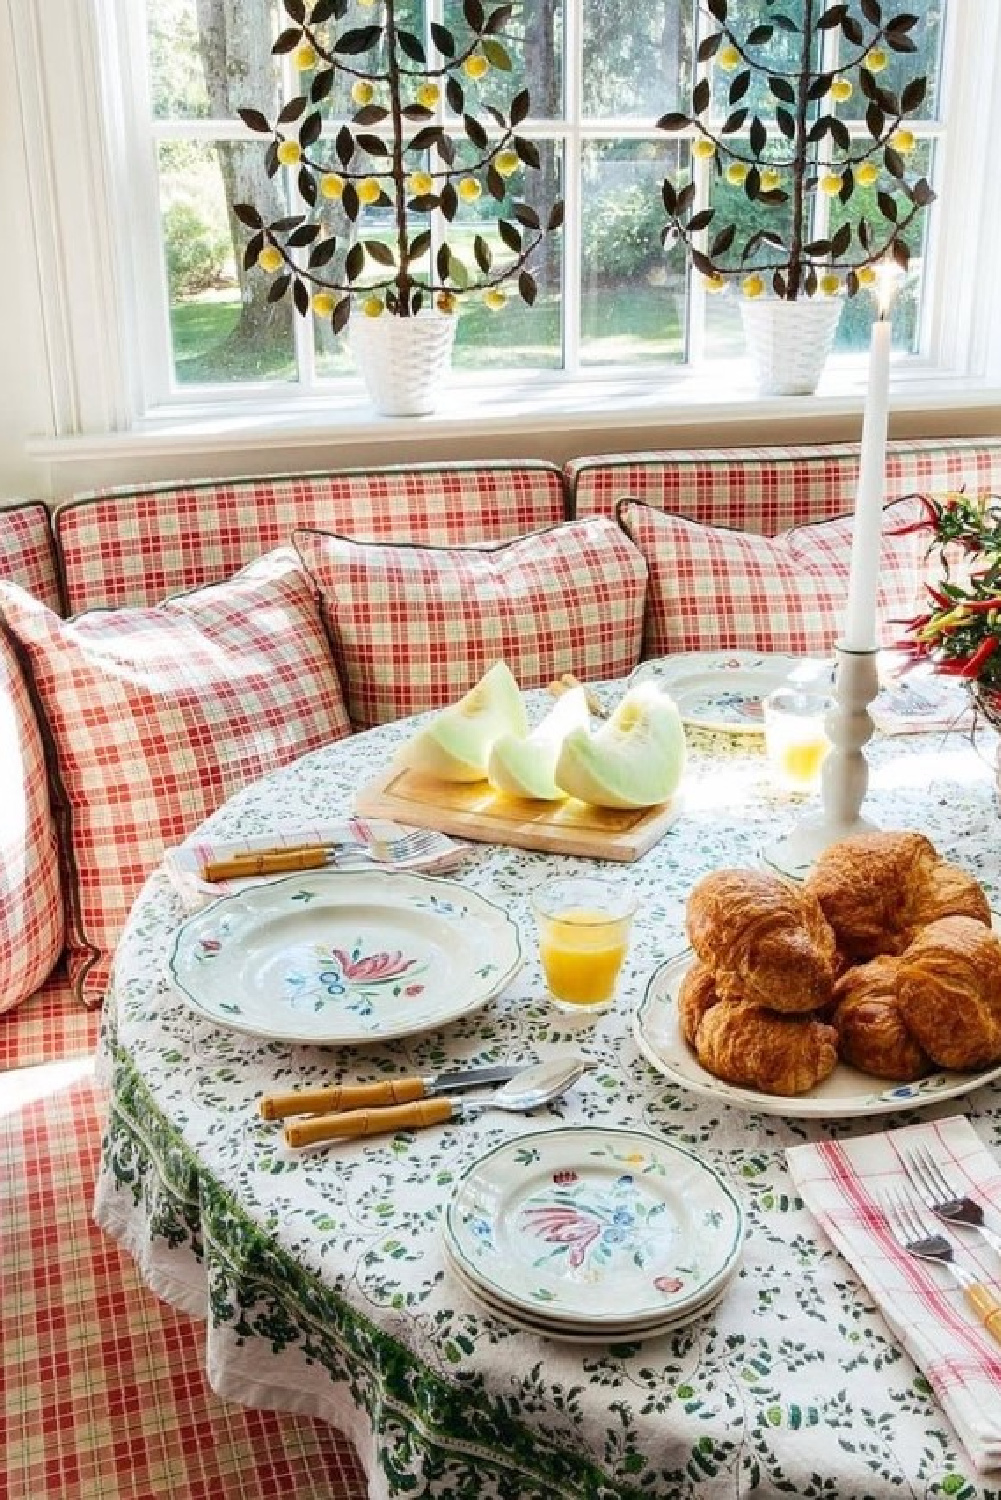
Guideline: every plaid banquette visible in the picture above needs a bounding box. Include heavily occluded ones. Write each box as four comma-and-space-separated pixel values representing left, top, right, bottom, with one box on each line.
568, 438, 1001, 535
55, 462, 567, 612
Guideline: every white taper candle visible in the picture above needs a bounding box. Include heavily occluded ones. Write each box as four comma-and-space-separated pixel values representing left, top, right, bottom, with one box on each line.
842, 282, 894, 652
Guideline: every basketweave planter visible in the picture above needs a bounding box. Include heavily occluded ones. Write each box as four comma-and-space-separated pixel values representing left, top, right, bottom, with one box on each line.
348, 309, 458, 418
738, 296, 844, 398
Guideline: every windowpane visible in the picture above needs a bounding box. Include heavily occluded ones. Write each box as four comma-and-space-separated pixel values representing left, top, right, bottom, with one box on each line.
443, 0, 564, 118
582, 0, 693, 119
147, 0, 281, 122
161, 141, 296, 384
580, 140, 686, 366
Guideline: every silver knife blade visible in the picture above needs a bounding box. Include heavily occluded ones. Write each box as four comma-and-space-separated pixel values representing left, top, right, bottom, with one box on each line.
423, 1062, 529, 1096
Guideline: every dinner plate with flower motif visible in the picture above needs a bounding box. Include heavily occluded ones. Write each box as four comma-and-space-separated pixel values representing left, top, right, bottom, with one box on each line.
167, 869, 522, 1045
443, 1126, 744, 1328
442, 1237, 734, 1343
634, 951, 1001, 1119
630, 652, 831, 733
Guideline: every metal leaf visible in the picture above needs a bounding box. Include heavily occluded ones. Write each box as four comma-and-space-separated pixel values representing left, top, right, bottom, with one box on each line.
518, 270, 537, 305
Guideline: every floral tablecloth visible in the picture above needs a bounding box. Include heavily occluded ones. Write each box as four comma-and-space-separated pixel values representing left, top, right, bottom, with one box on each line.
94, 682, 1001, 1500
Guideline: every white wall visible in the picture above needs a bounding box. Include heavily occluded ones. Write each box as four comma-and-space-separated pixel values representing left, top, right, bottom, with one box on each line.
1, 9, 999, 506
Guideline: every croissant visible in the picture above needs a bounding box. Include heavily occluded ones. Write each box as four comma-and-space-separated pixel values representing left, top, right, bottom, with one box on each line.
686, 868, 837, 1015
677, 961, 721, 1047
831, 956, 929, 1081
897, 915, 1001, 1070
804, 831, 991, 963
693, 1002, 839, 1096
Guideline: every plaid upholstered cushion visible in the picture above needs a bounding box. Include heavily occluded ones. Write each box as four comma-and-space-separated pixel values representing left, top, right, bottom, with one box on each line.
569, 439, 1001, 535
0, 634, 63, 1014
618, 496, 929, 658
0, 501, 63, 610
294, 517, 648, 728
0, 551, 351, 1005
55, 464, 565, 612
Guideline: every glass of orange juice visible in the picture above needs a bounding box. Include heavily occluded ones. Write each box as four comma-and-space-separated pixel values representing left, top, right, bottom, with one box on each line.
532, 876, 638, 1015
762, 687, 833, 794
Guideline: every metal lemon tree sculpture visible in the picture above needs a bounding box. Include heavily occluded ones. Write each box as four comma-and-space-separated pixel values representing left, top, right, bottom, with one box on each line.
234, 0, 563, 413
656, 0, 936, 392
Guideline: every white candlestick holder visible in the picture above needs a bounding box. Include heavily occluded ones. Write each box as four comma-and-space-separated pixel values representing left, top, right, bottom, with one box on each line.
761, 646, 881, 880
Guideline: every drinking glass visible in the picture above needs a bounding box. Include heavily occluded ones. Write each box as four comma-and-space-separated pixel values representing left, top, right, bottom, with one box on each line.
762, 687, 833, 793
531, 875, 637, 1015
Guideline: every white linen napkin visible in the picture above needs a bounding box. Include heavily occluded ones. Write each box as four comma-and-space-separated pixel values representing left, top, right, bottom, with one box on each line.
163, 816, 473, 912
787, 1116, 1001, 1472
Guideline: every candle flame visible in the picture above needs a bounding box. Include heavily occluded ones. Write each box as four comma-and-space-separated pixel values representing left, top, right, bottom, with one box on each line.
873, 260, 899, 320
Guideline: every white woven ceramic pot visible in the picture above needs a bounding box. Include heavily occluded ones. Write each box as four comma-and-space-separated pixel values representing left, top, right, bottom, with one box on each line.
738, 296, 844, 397
348, 310, 458, 417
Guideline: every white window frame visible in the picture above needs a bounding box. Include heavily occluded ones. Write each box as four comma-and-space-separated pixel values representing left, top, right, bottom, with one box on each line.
11, 0, 1001, 459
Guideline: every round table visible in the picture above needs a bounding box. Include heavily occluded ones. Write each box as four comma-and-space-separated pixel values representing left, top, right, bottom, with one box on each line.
94, 682, 1001, 1500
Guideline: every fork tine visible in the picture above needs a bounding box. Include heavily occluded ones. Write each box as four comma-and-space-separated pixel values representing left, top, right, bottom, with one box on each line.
908, 1143, 956, 1202
903, 1145, 945, 1208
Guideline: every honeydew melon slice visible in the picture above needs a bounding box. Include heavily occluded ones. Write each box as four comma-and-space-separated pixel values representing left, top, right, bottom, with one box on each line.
393, 660, 528, 783
553, 682, 686, 809
486, 686, 590, 801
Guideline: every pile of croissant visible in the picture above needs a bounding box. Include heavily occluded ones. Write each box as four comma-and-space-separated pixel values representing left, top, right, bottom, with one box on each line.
680, 831, 1001, 1096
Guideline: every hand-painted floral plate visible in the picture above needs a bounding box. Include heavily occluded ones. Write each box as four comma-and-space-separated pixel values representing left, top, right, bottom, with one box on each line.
443, 1126, 743, 1328
635, 952, 1001, 1119
442, 1237, 732, 1343
167, 869, 522, 1045
631, 651, 831, 733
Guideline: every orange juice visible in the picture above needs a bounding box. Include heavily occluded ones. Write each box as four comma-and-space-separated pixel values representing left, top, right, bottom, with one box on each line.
773, 734, 829, 792
538, 907, 630, 1007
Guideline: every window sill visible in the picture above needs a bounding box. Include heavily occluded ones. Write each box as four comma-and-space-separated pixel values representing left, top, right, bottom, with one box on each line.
27, 357, 1001, 464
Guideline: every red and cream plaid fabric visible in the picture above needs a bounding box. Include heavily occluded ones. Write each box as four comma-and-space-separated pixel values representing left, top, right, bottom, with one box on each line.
0, 967, 96, 1070
0, 501, 63, 611
1, 1068, 369, 1499
619, 496, 928, 658
787, 1117, 1001, 1473
0, 634, 63, 1015
55, 464, 565, 612
294, 517, 648, 728
569, 438, 1001, 536
0, 551, 351, 1005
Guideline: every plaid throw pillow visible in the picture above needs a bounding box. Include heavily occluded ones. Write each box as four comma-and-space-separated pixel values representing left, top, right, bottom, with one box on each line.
617, 497, 929, 658
0, 635, 64, 1012
0, 551, 351, 1004
293, 517, 648, 728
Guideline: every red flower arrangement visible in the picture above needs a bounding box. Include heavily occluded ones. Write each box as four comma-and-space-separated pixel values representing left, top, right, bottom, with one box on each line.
895, 490, 1001, 728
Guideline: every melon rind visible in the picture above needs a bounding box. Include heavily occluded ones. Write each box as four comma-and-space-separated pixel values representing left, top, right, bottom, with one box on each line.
394, 661, 528, 782
553, 683, 686, 809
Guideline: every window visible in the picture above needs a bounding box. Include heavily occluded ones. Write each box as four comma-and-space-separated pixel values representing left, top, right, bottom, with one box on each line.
12, 0, 1001, 438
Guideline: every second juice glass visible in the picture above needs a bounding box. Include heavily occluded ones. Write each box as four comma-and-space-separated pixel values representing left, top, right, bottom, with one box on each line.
532, 875, 637, 1015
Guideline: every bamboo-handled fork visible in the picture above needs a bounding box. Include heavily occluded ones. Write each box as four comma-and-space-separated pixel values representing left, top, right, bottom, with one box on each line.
881, 1186, 1001, 1344
200, 828, 445, 881
901, 1144, 1001, 1257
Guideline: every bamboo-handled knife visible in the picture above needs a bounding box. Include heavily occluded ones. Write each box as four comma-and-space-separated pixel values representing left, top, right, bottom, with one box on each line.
259, 1062, 529, 1120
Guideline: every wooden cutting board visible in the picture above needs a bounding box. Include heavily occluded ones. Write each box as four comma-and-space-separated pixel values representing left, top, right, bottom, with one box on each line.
354, 764, 680, 862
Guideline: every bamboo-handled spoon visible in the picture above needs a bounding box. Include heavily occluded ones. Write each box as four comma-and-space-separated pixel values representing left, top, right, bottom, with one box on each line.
284, 1056, 596, 1148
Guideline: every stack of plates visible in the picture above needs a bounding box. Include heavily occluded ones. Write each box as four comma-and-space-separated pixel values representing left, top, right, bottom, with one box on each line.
443, 1126, 744, 1343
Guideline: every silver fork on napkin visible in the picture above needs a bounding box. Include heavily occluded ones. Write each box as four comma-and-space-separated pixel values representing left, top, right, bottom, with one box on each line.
880, 1186, 1001, 1344
902, 1144, 1001, 1256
